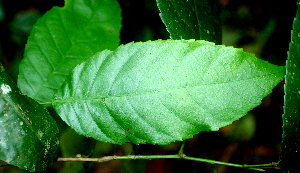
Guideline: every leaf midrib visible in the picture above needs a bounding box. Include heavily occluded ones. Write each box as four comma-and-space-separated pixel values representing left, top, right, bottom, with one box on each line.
53, 72, 281, 104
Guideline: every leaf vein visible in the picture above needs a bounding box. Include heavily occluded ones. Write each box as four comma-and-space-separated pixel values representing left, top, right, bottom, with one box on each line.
124, 96, 171, 141
53, 73, 280, 104
84, 101, 111, 140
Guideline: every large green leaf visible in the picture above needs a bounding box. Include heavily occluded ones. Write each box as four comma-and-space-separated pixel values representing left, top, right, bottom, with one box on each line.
18, 0, 122, 103
53, 40, 285, 145
0, 63, 59, 172
279, 1, 300, 172
156, 0, 221, 44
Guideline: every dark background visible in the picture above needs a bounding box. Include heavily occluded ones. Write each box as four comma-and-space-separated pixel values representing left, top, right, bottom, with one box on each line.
0, 0, 296, 172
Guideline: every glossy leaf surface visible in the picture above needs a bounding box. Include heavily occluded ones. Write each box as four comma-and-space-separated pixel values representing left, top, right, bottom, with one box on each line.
53, 40, 285, 145
157, 0, 221, 44
279, 1, 300, 172
18, 0, 122, 103
0, 63, 59, 172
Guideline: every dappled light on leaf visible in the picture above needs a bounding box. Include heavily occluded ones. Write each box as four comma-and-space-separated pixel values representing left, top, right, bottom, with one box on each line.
0, 63, 59, 172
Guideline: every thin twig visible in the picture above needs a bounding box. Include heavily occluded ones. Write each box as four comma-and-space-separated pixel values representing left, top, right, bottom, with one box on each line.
57, 154, 179, 162
57, 154, 277, 171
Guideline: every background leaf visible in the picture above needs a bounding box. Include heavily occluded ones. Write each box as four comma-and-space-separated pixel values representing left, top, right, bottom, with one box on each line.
53, 40, 285, 145
58, 127, 96, 173
156, 0, 222, 44
279, 1, 300, 172
17, 0, 122, 103
0, 63, 59, 172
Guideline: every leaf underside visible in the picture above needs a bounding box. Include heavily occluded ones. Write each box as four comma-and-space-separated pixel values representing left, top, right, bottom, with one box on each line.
53, 40, 285, 145
279, 1, 300, 172
0, 63, 59, 172
157, 0, 222, 44
17, 0, 122, 103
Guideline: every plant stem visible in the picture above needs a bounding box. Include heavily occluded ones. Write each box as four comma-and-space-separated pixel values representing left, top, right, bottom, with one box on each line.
57, 154, 277, 171
57, 155, 178, 163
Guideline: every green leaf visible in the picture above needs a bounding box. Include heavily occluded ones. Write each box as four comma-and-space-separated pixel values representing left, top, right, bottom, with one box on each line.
279, 2, 300, 172
0, 63, 59, 172
156, 0, 221, 44
53, 40, 285, 145
18, 0, 122, 103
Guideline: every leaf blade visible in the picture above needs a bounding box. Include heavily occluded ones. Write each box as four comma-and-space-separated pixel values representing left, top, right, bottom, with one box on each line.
279, 1, 300, 172
53, 40, 285, 145
157, 0, 221, 44
18, 0, 122, 103
0, 64, 59, 172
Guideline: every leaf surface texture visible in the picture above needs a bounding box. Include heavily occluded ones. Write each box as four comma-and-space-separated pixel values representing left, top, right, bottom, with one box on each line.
53, 40, 285, 145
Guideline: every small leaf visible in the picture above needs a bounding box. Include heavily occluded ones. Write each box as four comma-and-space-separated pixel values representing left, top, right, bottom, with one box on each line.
53, 40, 285, 145
0, 63, 59, 172
279, 1, 300, 172
18, 0, 122, 103
156, 0, 221, 44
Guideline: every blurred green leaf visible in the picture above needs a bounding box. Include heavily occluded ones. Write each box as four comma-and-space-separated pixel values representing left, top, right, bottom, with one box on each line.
53, 40, 284, 145
18, 0, 122, 103
10, 10, 42, 46
0, 63, 59, 172
0, 0, 4, 22
8, 11, 42, 80
279, 1, 300, 172
227, 113, 256, 142
156, 0, 221, 44
59, 127, 96, 173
